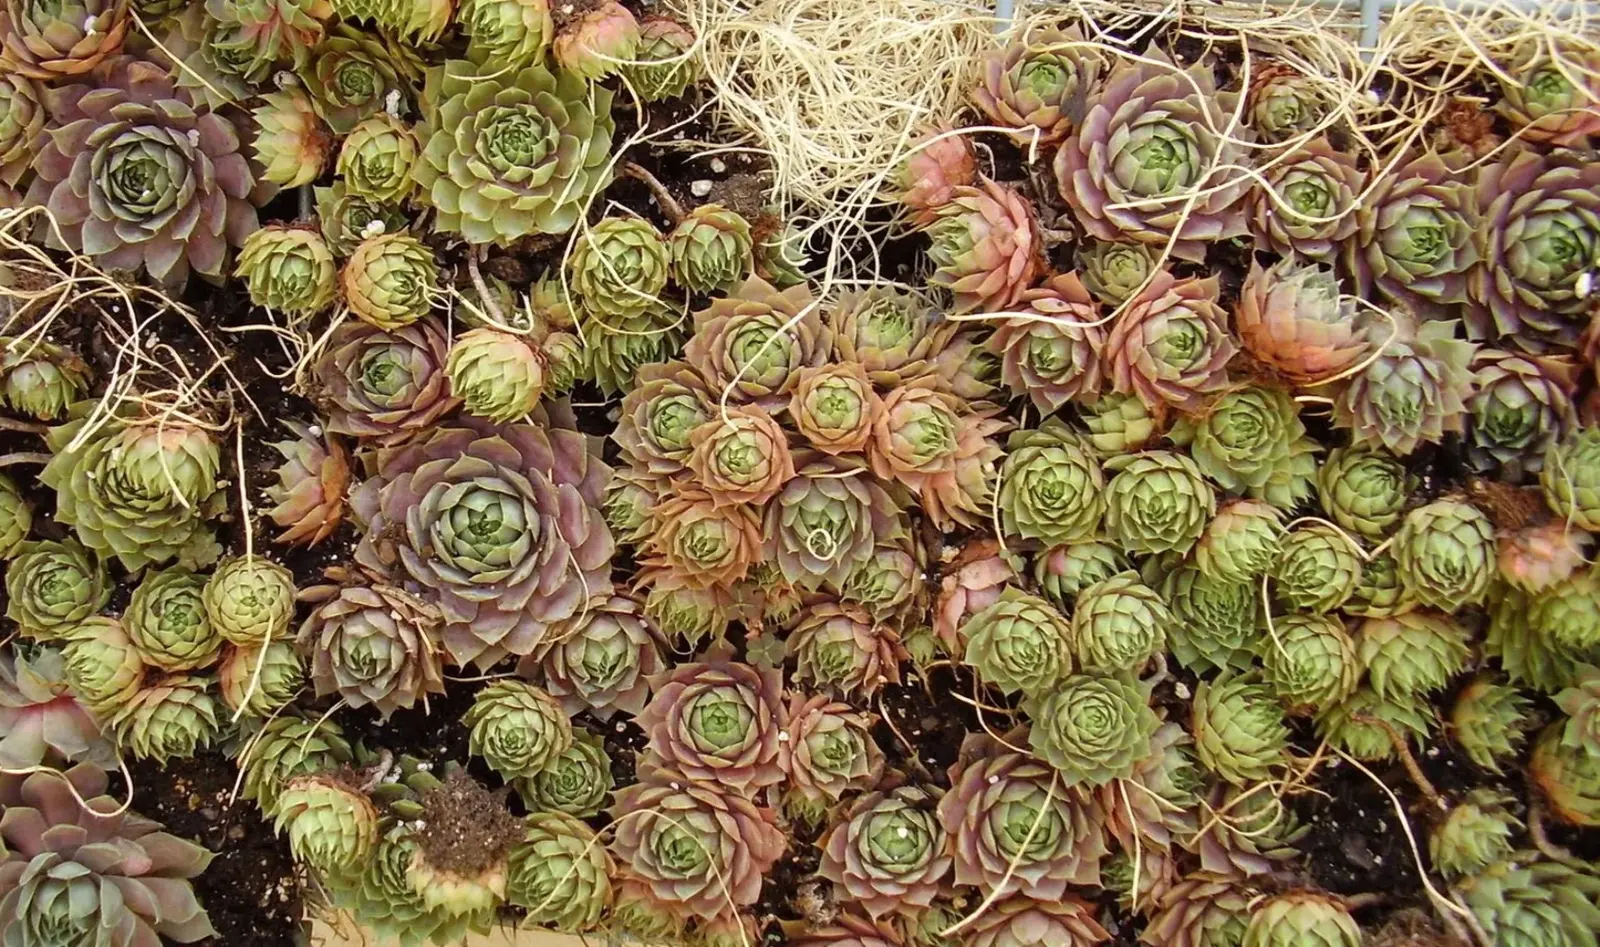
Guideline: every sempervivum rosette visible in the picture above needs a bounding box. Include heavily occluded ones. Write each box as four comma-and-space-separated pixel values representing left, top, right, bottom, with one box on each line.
1242, 892, 1361, 947
970, 27, 1101, 145
1143, 872, 1256, 947
620, 17, 698, 102
635, 647, 785, 795
313, 318, 460, 444
766, 454, 904, 591
828, 286, 941, 384
1189, 783, 1306, 878
1333, 318, 1475, 456
1468, 149, 1600, 351
608, 759, 785, 919
1105, 271, 1235, 412
788, 600, 902, 698
0, 648, 113, 769
251, 89, 331, 189
1195, 499, 1283, 584
782, 694, 885, 827
1466, 351, 1578, 473
1495, 42, 1600, 147
1393, 499, 1494, 611
868, 376, 1006, 530
1192, 674, 1290, 785
4, 539, 110, 639
1103, 451, 1217, 556
25, 57, 265, 286
519, 594, 665, 718
963, 587, 1074, 697
236, 226, 337, 316
667, 204, 753, 293
1054, 48, 1252, 262
1026, 671, 1159, 786
265, 421, 350, 547
819, 785, 953, 919
1356, 611, 1471, 700
415, 59, 614, 242
790, 364, 883, 457
684, 276, 827, 408
895, 125, 977, 226
1316, 446, 1411, 540
348, 412, 614, 669
940, 729, 1109, 899
997, 418, 1104, 545
641, 485, 763, 591
963, 896, 1110, 947
1170, 385, 1318, 511
1236, 257, 1372, 387
687, 405, 796, 507
1260, 613, 1360, 714
0, 763, 215, 945
1342, 150, 1478, 311
1249, 138, 1362, 262
988, 272, 1105, 413
297, 580, 447, 719
614, 360, 713, 480
920, 177, 1043, 313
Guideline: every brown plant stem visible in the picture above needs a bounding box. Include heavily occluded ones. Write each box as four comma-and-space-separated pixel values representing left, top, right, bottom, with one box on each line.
0, 417, 48, 435
464, 248, 510, 329
1344, 892, 1387, 911
623, 161, 687, 224
1351, 712, 1445, 811
1527, 799, 1586, 867
0, 451, 50, 468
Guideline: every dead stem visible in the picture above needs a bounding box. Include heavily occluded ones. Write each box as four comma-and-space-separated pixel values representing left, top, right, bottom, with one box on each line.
622, 161, 688, 223
1527, 799, 1586, 868
1351, 712, 1446, 811
876, 693, 934, 781
464, 248, 511, 329
0, 451, 51, 468
0, 417, 47, 435
1344, 892, 1387, 911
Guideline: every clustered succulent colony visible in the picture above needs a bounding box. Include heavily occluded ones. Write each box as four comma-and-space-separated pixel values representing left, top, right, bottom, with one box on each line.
0, 4, 1597, 947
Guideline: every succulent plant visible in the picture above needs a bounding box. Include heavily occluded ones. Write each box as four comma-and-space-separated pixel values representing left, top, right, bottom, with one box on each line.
1075, 240, 1163, 312
0, 0, 131, 78
816, 290, 934, 384
1356, 611, 1471, 700
819, 785, 952, 919
1494, 42, 1600, 146
1272, 525, 1360, 614
540, 331, 585, 396
1250, 139, 1363, 262
302, 23, 414, 134
1105, 271, 1235, 412
316, 181, 409, 256
1026, 671, 1159, 786
1190, 784, 1306, 877
1195, 500, 1283, 584
788, 364, 883, 456
1192, 675, 1290, 784
1449, 674, 1535, 773
274, 773, 379, 874
0, 477, 27, 561
608, 760, 786, 919
0, 646, 113, 769
765, 455, 901, 591
336, 114, 419, 206
687, 406, 796, 508
1241, 892, 1361, 947
235, 226, 338, 317
202, 557, 295, 648
0, 763, 215, 944
1078, 391, 1164, 455
58, 617, 143, 716
970, 28, 1100, 145
568, 216, 671, 318
603, 468, 656, 545
297, 581, 447, 719
1468, 150, 1600, 351
1173, 385, 1317, 510
635, 650, 785, 794
218, 640, 303, 717
334, 825, 494, 947
445, 328, 545, 423
618, 16, 698, 100
896, 126, 977, 226
551, 0, 638, 78
1103, 450, 1216, 556
1236, 257, 1371, 387
1393, 499, 1494, 610
457, 0, 552, 69
342, 233, 439, 330
1467, 352, 1579, 472
1315, 686, 1436, 761
1555, 664, 1600, 754
25, 58, 264, 286
237, 715, 352, 814
415, 59, 615, 243
0, 337, 90, 421
1542, 426, 1600, 531
42, 406, 224, 572
1500, 522, 1589, 595
584, 306, 684, 397
1345, 552, 1418, 618
521, 594, 665, 719
250, 89, 330, 189
993, 421, 1103, 544
1246, 63, 1333, 142
841, 536, 927, 622
870, 378, 1005, 530
963, 895, 1109, 947
1162, 564, 1260, 674
1033, 541, 1126, 609
395, 766, 520, 917
608, 877, 686, 945
987, 273, 1104, 413
642, 485, 763, 590
921, 178, 1043, 313
666, 204, 753, 292
1142, 872, 1256, 947
685, 276, 824, 407
517, 729, 612, 818
1261, 613, 1360, 714
464, 679, 572, 781
4, 539, 109, 638
1530, 722, 1600, 826
504, 811, 612, 930
1462, 859, 1600, 947
314, 319, 460, 444
350, 414, 614, 668
1431, 790, 1521, 880
962, 587, 1073, 696
1316, 446, 1412, 540
1343, 150, 1478, 310
792, 915, 903, 947
1487, 586, 1583, 693
1335, 319, 1476, 456
109, 675, 220, 764
123, 568, 220, 673
780, 694, 883, 824
1072, 572, 1170, 673
792, 600, 903, 696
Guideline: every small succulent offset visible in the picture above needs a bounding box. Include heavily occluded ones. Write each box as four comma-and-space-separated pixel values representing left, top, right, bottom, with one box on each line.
963, 587, 1074, 696
0, 337, 90, 421
818, 785, 953, 919
1393, 499, 1494, 611
1025, 671, 1159, 786
466, 680, 573, 781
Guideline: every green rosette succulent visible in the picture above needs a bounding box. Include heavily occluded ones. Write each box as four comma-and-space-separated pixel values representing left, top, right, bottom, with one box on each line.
642, 584, 731, 650
302, 24, 413, 134
1103, 451, 1216, 556
238, 716, 353, 814
316, 182, 409, 257
0, 337, 90, 421
1249, 138, 1362, 262
1450, 675, 1535, 773
1034, 541, 1128, 611
1195, 499, 1283, 584
1531, 571, 1600, 659
274, 773, 380, 874
61, 617, 145, 715
235, 226, 338, 316
1493, 43, 1600, 147
465, 680, 574, 781
1468, 353, 1578, 473
603, 470, 656, 546
1170, 386, 1318, 510
569, 217, 671, 318
962, 587, 1074, 697
335, 826, 493, 947
446, 328, 545, 423
505, 812, 613, 931
4, 539, 110, 638
1271, 525, 1360, 614
1261, 613, 1360, 714
250, 88, 330, 189
1071, 572, 1170, 673
1025, 672, 1159, 787
457, 0, 552, 69
619, 17, 698, 101
1317, 446, 1412, 540
1315, 686, 1436, 761
1248, 67, 1332, 142
1459, 858, 1600, 947
1335, 319, 1475, 456
1077, 240, 1156, 305
1488, 586, 1580, 694
516, 730, 612, 818
1192, 675, 1290, 785
202, 557, 296, 647
1078, 391, 1161, 455
342, 233, 440, 330
416, 59, 616, 244
586, 307, 685, 396
126, 568, 221, 673
1345, 552, 1418, 618
1430, 791, 1521, 880
1241, 892, 1361, 947
997, 419, 1104, 545
1542, 426, 1600, 532
1162, 564, 1259, 673
1556, 665, 1600, 754
1393, 499, 1494, 611
1344, 150, 1477, 311
219, 641, 304, 718
1356, 612, 1471, 700
1530, 722, 1600, 827
110, 676, 221, 764
0, 73, 43, 189
0, 472, 27, 558
336, 114, 419, 205
540, 332, 586, 396
668, 204, 753, 292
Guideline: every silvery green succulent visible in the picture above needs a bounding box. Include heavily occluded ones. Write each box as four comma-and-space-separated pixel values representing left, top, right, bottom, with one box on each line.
0, 472, 29, 559
997, 420, 1105, 546
1344, 552, 1417, 618
110, 676, 221, 764
1070, 572, 1170, 673
465, 681, 573, 782
516, 730, 613, 819
60, 617, 144, 715
1317, 446, 1412, 540
1034, 542, 1129, 611
1104, 451, 1216, 556
1261, 613, 1360, 714
1272, 525, 1360, 614
963, 587, 1074, 697
0, 337, 90, 420
1393, 499, 1494, 611
1315, 686, 1436, 761
237, 716, 353, 815
1195, 499, 1283, 584
1078, 392, 1161, 455
273, 773, 379, 874
1025, 671, 1159, 787
1449, 674, 1535, 773
203, 557, 296, 647
4, 539, 110, 638
1241, 892, 1361, 947
505, 811, 613, 931
1430, 791, 1521, 880
1459, 858, 1600, 947
1162, 564, 1259, 673
1191, 675, 1290, 785
1542, 426, 1600, 531
125, 568, 221, 673
1355, 612, 1471, 700
1169, 386, 1317, 510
